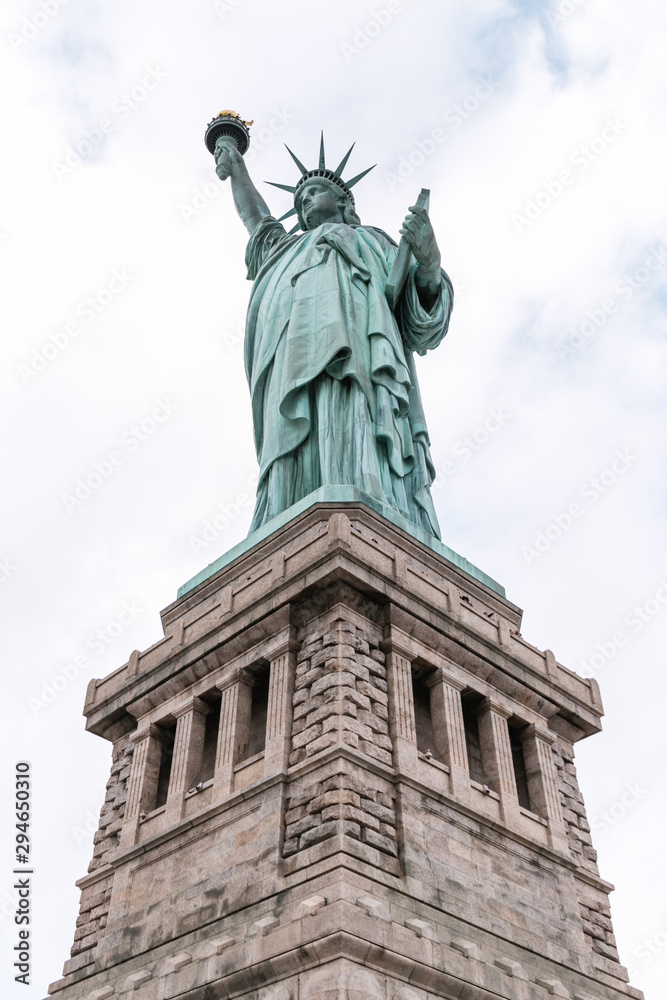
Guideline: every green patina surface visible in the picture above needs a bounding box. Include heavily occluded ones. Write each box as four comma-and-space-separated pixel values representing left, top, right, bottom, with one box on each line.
177, 486, 505, 599
213, 134, 454, 545
193, 136, 504, 603
243, 216, 452, 540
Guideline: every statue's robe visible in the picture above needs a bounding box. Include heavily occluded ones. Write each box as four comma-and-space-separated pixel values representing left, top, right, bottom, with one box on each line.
244, 216, 453, 538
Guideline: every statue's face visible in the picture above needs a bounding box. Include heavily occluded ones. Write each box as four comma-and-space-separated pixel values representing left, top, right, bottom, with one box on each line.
297, 181, 344, 228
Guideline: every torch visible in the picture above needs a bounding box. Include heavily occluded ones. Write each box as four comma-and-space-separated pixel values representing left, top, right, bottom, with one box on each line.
204, 110, 253, 156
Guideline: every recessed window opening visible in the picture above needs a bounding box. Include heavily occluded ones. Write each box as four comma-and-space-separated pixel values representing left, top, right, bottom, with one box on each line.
411, 670, 442, 761
240, 669, 269, 763
196, 700, 221, 785
461, 695, 485, 785
154, 723, 176, 809
509, 722, 531, 811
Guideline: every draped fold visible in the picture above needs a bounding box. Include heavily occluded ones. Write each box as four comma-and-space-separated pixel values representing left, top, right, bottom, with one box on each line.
244, 216, 453, 538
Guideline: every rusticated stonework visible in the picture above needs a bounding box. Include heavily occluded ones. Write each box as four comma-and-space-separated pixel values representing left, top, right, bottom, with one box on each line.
87, 735, 132, 873
283, 620, 398, 861
48, 501, 643, 1000
552, 737, 623, 973
69, 735, 133, 959
290, 621, 391, 769
553, 737, 599, 872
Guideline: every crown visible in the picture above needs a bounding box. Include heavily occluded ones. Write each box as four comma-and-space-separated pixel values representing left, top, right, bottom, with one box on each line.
266, 132, 375, 232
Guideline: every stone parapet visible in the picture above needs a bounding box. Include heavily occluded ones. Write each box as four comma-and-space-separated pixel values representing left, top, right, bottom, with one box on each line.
84, 503, 603, 744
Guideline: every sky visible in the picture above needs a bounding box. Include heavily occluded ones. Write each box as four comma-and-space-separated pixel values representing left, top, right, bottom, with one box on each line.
0, 0, 665, 996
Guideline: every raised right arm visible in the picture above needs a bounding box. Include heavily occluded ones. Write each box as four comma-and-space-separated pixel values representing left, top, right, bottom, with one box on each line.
214, 138, 272, 235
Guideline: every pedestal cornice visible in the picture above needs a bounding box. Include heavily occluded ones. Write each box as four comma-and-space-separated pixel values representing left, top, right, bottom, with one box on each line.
83, 502, 602, 746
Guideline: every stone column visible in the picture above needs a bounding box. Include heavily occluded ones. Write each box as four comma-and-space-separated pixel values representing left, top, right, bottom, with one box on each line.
427, 670, 471, 801
264, 640, 297, 777
383, 632, 417, 774
522, 723, 570, 854
477, 698, 521, 827
119, 723, 163, 847
212, 669, 254, 802
164, 696, 210, 825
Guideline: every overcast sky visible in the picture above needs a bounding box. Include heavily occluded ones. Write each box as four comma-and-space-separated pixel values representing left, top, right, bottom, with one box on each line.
1, 0, 665, 997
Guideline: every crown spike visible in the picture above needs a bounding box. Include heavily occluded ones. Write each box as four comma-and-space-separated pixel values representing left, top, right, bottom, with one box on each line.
276, 207, 299, 222
287, 222, 301, 235
269, 137, 374, 213
266, 181, 297, 193
334, 142, 355, 177
284, 144, 309, 175
346, 164, 376, 189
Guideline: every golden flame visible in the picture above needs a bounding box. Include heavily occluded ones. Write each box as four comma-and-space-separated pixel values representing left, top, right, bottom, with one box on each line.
216, 110, 253, 127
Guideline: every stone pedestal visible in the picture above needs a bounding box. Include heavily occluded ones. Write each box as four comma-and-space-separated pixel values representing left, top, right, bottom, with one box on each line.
48, 498, 643, 1000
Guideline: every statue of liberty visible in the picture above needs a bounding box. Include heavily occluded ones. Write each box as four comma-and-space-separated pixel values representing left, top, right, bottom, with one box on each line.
208, 114, 453, 540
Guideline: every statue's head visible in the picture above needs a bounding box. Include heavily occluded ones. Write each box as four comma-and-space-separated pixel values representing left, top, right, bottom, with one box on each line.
294, 177, 361, 230
266, 134, 373, 233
